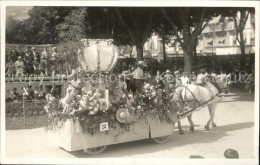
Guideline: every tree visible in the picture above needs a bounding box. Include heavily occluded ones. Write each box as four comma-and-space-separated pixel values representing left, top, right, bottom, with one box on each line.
56, 7, 88, 42
85, 7, 156, 61
7, 7, 76, 44
152, 16, 174, 63
160, 7, 221, 74
116, 8, 155, 61
6, 15, 18, 44
220, 8, 255, 68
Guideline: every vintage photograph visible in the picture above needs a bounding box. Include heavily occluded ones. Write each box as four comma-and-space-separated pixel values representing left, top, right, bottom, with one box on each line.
0, 1, 259, 164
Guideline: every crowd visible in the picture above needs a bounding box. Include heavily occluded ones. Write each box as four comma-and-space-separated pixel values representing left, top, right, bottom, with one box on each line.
5, 46, 57, 77
6, 84, 60, 103
121, 60, 255, 95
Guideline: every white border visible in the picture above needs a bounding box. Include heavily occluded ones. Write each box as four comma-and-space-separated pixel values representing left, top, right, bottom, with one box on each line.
1, 1, 259, 165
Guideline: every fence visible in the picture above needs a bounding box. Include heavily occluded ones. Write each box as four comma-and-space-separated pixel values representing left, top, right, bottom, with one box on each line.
6, 99, 47, 127
6, 44, 55, 54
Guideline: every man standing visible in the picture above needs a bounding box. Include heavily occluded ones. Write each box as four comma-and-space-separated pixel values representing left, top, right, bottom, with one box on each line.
41, 47, 49, 76
24, 46, 34, 76
15, 56, 24, 77
133, 61, 147, 94
32, 47, 40, 63
181, 72, 190, 86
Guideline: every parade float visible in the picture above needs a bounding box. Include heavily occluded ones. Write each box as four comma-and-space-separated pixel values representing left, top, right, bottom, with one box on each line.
45, 39, 179, 154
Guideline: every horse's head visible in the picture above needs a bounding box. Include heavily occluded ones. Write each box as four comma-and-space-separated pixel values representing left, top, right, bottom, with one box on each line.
214, 74, 228, 89
171, 87, 183, 102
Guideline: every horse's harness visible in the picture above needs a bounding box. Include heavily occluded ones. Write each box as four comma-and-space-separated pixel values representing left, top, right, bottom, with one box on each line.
177, 82, 220, 107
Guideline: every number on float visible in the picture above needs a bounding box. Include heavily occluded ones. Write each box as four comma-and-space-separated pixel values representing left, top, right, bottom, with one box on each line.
100, 122, 109, 132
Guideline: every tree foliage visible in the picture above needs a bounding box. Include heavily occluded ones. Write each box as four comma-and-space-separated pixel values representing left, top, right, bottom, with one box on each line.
56, 7, 89, 42
160, 7, 224, 74
220, 7, 255, 68
6, 7, 76, 44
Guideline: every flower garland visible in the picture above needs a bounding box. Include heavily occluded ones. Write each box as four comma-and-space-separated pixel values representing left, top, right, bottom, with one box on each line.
45, 71, 178, 135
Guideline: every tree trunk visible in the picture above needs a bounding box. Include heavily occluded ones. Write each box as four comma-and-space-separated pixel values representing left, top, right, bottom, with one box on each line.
193, 39, 198, 65
136, 44, 144, 61
183, 47, 193, 75
239, 31, 246, 68
162, 35, 166, 63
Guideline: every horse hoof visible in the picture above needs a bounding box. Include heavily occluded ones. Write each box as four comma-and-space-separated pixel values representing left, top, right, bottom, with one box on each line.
179, 130, 184, 135
204, 125, 209, 130
190, 127, 195, 132
212, 123, 217, 127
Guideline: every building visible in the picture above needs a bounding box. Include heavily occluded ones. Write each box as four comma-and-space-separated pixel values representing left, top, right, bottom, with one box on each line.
132, 12, 255, 58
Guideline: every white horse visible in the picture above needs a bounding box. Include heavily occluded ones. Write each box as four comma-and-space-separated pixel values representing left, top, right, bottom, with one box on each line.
172, 74, 228, 134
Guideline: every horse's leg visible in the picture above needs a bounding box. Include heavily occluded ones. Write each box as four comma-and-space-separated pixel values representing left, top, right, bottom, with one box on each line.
205, 103, 217, 130
187, 114, 195, 132
177, 121, 184, 135
205, 104, 213, 130
210, 103, 217, 127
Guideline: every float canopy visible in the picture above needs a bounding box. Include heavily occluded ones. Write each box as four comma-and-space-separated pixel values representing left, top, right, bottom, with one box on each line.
79, 39, 119, 72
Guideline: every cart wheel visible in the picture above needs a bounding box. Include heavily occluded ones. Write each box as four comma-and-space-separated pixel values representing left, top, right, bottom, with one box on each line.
84, 146, 107, 155
153, 135, 169, 144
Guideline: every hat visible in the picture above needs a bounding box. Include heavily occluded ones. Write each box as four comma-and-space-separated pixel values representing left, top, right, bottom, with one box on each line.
137, 61, 147, 67
18, 56, 22, 59
116, 108, 130, 123
166, 70, 171, 73
31, 47, 35, 50
174, 71, 179, 75
224, 149, 239, 159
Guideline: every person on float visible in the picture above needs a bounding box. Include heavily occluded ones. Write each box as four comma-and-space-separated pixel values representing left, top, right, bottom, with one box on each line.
122, 65, 135, 93
15, 56, 25, 77
196, 68, 207, 86
180, 72, 190, 86
163, 69, 173, 93
133, 60, 147, 94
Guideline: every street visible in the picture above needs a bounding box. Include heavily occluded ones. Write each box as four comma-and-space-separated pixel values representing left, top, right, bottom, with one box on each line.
5, 90, 255, 159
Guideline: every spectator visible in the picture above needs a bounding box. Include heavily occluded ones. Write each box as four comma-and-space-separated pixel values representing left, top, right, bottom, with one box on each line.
16, 47, 25, 59
41, 47, 50, 76
6, 88, 19, 103
24, 47, 34, 76
5, 59, 16, 77
33, 60, 42, 76
181, 72, 190, 86
196, 68, 206, 86
15, 56, 25, 77
9, 49, 18, 62
37, 85, 46, 99
32, 47, 40, 63
23, 85, 34, 100
174, 70, 181, 86
190, 71, 197, 84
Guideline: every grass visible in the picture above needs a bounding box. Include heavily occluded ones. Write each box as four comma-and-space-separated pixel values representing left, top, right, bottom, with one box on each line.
6, 114, 48, 130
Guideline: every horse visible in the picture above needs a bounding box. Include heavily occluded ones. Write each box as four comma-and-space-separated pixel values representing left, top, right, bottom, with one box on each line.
172, 74, 228, 134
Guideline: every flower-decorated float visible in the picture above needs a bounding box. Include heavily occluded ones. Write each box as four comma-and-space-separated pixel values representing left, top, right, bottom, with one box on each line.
45, 39, 178, 154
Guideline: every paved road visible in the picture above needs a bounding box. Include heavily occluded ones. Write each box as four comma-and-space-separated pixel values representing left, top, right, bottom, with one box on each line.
5, 91, 255, 159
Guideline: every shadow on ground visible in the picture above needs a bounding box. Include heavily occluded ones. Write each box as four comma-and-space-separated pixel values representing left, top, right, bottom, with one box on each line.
68, 122, 253, 158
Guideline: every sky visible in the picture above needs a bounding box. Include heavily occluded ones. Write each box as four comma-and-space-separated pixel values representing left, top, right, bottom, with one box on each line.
6, 6, 33, 21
